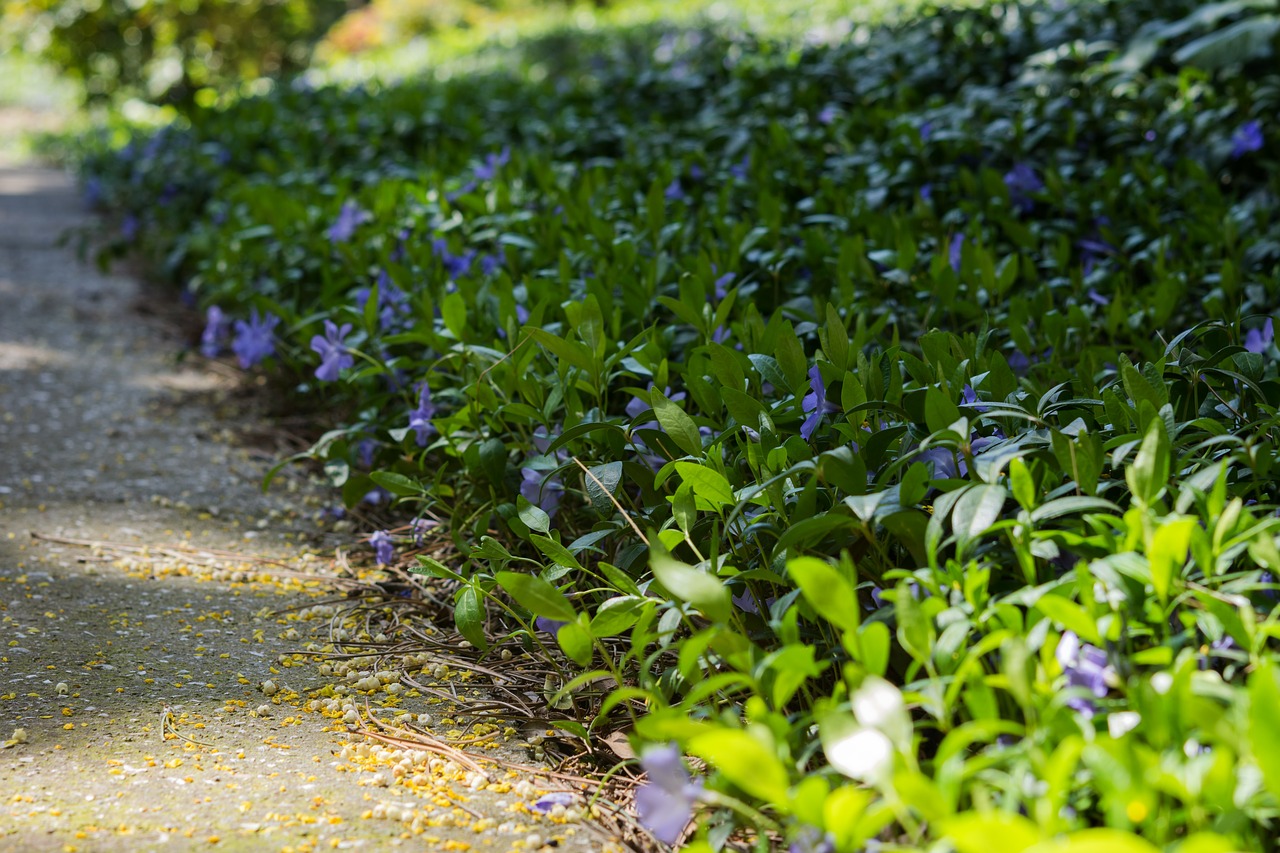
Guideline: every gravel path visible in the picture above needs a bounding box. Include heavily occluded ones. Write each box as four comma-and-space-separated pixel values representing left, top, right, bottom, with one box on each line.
0, 167, 617, 852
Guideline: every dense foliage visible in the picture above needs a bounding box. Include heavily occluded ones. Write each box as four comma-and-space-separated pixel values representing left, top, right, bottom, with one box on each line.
73, 1, 1280, 850
1, 0, 346, 105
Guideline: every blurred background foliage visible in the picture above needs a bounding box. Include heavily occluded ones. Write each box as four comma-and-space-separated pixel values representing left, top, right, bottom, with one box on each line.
0, 0, 348, 108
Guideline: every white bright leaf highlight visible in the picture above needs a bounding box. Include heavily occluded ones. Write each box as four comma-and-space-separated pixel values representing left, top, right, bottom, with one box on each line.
824, 726, 893, 782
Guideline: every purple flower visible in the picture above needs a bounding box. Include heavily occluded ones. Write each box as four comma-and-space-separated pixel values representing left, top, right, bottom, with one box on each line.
231, 310, 279, 369
634, 745, 702, 845
1007, 349, 1031, 376
817, 105, 838, 126
664, 178, 686, 202
1245, 318, 1274, 354
1086, 288, 1110, 306
533, 792, 575, 813
521, 467, 565, 518
960, 384, 987, 413
712, 272, 735, 301
534, 615, 568, 635
121, 214, 140, 241
919, 120, 934, 142
473, 146, 510, 181
791, 828, 837, 853
355, 273, 411, 333
411, 518, 437, 546
712, 325, 731, 344
1232, 120, 1263, 159
920, 183, 933, 202
800, 366, 841, 441
310, 320, 354, 382
369, 530, 394, 565
531, 425, 561, 456
1056, 631, 1112, 717
327, 201, 368, 244
481, 252, 503, 276
948, 234, 964, 273
356, 439, 377, 468
200, 306, 230, 357
83, 177, 103, 208
730, 155, 750, 180
1003, 163, 1043, 213
408, 382, 437, 447
1078, 237, 1115, 277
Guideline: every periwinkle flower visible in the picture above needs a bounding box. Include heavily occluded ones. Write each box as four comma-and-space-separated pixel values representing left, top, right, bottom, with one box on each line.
1245, 319, 1274, 354
310, 320, 354, 382
411, 518, 437, 547
712, 272, 735, 301
121, 214, 140, 241
800, 365, 841, 441
919, 120, 934, 142
730, 155, 750, 180
355, 273, 411, 333
1056, 631, 1112, 717
408, 382, 437, 447
1086, 287, 1110, 306
1078, 237, 1115, 277
534, 615, 568, 636
817, 105, 838, 126
948, 234, 964, 273
1003, 162, 1043, 213
200, 306, 230, 357
790, 828, 836, 853
369, 530, 394, 565
231, 309, 279, 369
327, 201, 368, 244
1232, 120, 1263, 159
481, 252, 503, 277
521, 467, 565, 518
473, 146, 510, 181
959, 384, 985, 411
634, 745, 702, 845
920, 183, 933, 202
533, 792, 575, 812
664, 178, 686, 202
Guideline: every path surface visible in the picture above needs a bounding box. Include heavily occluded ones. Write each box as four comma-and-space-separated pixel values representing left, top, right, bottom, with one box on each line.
0, 168, 614, 852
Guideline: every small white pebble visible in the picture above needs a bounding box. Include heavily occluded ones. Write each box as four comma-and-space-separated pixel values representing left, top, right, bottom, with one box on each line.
55, 683, 69, 696
260, 680, 278, 696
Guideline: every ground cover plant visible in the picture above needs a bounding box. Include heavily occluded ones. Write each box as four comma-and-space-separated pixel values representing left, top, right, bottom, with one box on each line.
69, 0, 1280, 849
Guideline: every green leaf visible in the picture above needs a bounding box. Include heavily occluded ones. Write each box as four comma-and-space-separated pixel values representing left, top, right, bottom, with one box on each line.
441, 291, 467, 339
722, 386, 768, 427
1148, 516, 1197, 602
590, 597, 646, 637
687, 728, 791, 805
1035, 594, 1102, 646
788, 556, 860, 634
530, 534, 583, 572
1029, 496, 1121, 523
953, 484, 1008, 554
925, 386, 961, 434
583, 461, 623, 514
1249, 660, 1280, 802
369, 470, 423, 497
518, 498, 551, 534
944, 813, 1045, 853
495, 570, 577, 622
556, 620, 594, 667
652, 388, 703, 457
1026, 829, 1160, 853
674, 462, 735, 509
454, 583, 487, 649
650, 545, 731, 623
1126, 419, 1170, 507
1009, 457, 1036, 510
